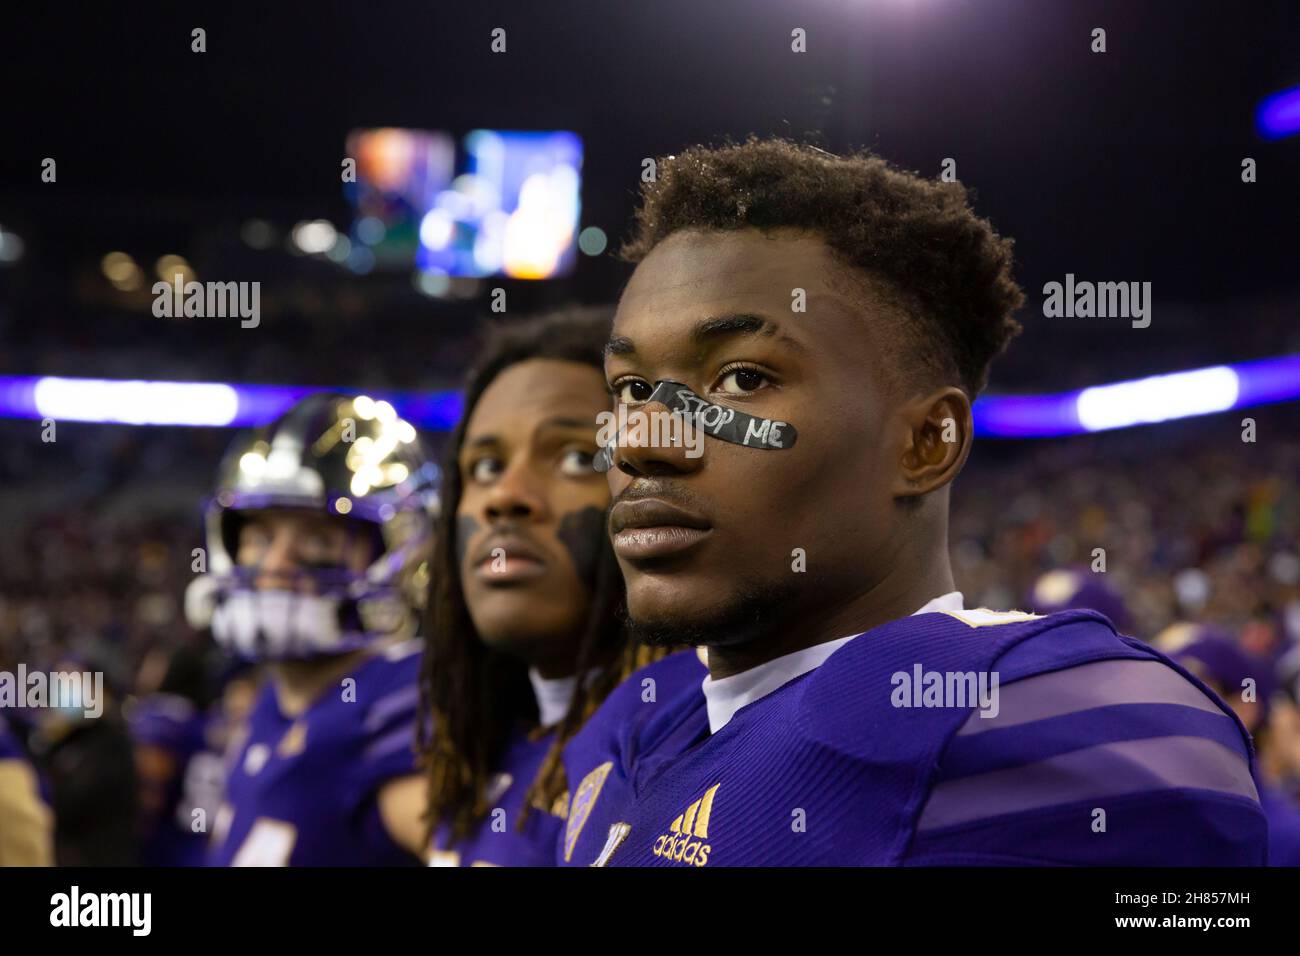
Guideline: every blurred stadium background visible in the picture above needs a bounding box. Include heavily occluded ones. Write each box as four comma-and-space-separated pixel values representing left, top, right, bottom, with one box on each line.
1, 0, 1299, 863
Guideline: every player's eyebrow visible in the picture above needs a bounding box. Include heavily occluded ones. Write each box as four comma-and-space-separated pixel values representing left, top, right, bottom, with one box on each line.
693, 313, 810, 355
535, 415, 596, 431
605, 312, 809, 358
694, 313, 768, 341
605, 335, 636, 357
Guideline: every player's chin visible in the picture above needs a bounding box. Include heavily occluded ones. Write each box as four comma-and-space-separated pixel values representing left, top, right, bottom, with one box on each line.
466, 579, 585, 643
625, 556, 794, 648
624, 573, 729, 635
473, 602, 584, 658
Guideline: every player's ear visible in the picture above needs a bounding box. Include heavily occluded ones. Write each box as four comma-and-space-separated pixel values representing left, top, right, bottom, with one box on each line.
892, 386, 972, 499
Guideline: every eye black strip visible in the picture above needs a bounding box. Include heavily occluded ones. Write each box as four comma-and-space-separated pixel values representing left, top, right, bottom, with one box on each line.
594, 380, 797, 472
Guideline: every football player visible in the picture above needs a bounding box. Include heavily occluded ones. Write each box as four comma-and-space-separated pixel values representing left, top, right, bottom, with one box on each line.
559, 138, 1267, 866
420, 309, 703, 866
194, 392, 437, 865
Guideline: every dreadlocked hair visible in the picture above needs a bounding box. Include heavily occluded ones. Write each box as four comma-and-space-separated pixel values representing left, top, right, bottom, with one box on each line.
417, 306, 676, 847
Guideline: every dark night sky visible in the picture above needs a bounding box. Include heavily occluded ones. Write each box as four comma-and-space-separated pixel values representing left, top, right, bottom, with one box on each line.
1, 0, 1297, 389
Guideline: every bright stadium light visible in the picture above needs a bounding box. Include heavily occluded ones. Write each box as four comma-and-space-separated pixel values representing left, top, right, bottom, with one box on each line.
1257, 84, 1300, 140
32, 377, 240, 426
1075, 366, 1240, 432
102, 251, 144, 290
418, 210, 454, 250
291, 220, 337, 254
155, 254, 194, 283
4, 353, 1295, 438
0, 227, 25, 264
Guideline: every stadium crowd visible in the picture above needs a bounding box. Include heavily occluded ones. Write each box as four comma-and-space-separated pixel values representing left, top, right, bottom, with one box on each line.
2, 385, 1299, 865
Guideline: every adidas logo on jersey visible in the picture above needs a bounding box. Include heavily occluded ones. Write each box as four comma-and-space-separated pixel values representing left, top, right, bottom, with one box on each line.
652, 784, 719, 867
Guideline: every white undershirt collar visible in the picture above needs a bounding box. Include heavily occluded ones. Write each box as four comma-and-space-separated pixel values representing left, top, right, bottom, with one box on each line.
701, 591, 965, 734
528, 669, 579, 728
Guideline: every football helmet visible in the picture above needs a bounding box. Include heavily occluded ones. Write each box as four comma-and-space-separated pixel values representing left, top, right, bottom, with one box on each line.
188, 393, 438, 660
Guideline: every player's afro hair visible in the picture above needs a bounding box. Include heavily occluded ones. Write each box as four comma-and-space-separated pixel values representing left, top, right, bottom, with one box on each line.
619, 136, 1025, 395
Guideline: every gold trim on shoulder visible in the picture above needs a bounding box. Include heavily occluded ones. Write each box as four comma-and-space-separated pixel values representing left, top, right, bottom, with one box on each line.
939, 608, 1043, 629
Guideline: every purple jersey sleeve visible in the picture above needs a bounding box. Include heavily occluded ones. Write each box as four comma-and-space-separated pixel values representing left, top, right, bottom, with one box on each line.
350, 641, 423, 804
905, 654, 1266, 866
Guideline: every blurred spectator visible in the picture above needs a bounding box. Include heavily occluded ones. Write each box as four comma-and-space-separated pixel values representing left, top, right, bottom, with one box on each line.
25, 654, 138, 866
1156, 624, 1300, 867
0, 711, 52, 865
1, 367, 1298, 864
126, 645, 222, 866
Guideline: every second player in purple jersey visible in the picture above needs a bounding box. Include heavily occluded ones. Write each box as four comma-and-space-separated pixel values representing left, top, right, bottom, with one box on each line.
190, 393, 438, 865
211, 640, 423, 866
420, 310, 694, 866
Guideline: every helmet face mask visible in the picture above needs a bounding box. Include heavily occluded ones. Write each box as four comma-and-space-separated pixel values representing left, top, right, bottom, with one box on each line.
207, 578, 414, 660
192, 393, 439, 661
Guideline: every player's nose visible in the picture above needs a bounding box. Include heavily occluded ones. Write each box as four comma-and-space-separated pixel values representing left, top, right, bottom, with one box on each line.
253, 527, 300, 590
613, 401, 705, 479
483, 459, 547, 523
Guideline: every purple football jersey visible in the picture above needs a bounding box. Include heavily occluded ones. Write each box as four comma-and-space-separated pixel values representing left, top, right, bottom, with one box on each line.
560, 609, 1266, 866
428, 726, 565, 867
208, 640, 423, 866
1260, 783, 1300, 866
